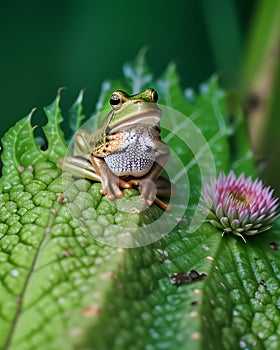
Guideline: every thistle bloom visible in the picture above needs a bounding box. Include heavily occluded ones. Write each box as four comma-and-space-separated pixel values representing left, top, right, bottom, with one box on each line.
203, 171, 279, 241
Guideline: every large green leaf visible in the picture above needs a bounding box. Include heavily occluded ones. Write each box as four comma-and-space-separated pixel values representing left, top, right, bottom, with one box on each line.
0, 53, 279, 350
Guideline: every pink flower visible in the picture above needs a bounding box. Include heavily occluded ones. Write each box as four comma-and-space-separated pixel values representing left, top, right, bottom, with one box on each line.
203, 171, 279, 241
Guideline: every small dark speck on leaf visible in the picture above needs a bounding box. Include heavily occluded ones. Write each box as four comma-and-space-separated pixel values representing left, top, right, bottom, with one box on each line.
260, 279, 265, 286
269, 242, 278, 251
246, 93, 261, 112
57, 193, 67, 204
40, 143, 48, 151
170, 270, 207, 286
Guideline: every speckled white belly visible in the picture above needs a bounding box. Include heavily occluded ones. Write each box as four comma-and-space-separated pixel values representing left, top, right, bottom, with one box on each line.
104, 127, 157, 177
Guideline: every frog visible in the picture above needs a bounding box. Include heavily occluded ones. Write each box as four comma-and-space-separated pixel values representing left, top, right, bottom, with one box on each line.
57, 88, 172, 210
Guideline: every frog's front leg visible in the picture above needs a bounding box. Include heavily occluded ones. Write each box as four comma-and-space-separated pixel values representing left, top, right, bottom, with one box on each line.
73, 129, 93, 155
57, 155, 102, 182
57, 129, 101, 181
90, 156, 132, 200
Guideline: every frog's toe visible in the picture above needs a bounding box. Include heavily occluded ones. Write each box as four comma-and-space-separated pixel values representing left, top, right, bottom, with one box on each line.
138, 178, 157, 207
111, 186, 124, 199
143, 197, 154, 207
119, 179, 133, 189
107, 191, 124, 201
100, 182, 124, 200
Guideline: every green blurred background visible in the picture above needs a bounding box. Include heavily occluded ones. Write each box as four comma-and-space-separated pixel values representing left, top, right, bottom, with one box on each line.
0, 0, 253, 133
0, 0, 279, 190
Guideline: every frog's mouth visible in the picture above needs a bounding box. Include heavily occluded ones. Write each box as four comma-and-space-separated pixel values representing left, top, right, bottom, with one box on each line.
110, 107, 162, 133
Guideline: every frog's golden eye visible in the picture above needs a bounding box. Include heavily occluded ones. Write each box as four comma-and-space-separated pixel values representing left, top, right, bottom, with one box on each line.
110, 93, 122, 108
145, 88, 159, 103
152, 89, 158, 103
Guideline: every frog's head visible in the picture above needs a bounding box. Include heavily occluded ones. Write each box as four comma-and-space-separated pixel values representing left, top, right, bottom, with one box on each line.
107, 88, 162, 132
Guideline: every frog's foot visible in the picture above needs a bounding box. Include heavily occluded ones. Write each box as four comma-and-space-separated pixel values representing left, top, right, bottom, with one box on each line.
125, 178, 155, 205
100, 173, 132, 200
90, 156, 132, 200
128, 178, 172, 211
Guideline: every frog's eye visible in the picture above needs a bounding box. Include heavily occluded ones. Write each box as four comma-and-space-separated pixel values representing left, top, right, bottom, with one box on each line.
152, 90, 159, 103
110, 93, 122, 108
145, 88, 159, 102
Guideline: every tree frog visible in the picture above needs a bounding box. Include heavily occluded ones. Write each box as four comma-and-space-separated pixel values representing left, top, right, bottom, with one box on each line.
57, 88, 172, 210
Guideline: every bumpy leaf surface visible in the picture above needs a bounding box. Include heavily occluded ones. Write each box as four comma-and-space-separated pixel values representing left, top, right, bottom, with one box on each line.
0, 53, 279, 350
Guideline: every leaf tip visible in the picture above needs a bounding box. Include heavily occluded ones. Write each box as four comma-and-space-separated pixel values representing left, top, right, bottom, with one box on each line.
26, 107, 37, 123
57, 87, 67, 97
136, 46, 150, 60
